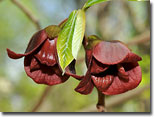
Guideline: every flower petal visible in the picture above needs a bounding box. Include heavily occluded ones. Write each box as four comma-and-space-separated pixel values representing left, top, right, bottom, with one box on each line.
24, 56, 69, 85
35, 39, 57, 66
117, 64, 128, 80
25, 30, 48, 54
85, 49, 93, 67
91, 58, 109, 74
75, 70, 94, 95
92, 75, 114, 92
7, 30, 47, 59
123, 52, 142, 63
7, 48, 26, 59
30, 57, 40, 71
93, 41, 130, 65
102, 62, 142, 95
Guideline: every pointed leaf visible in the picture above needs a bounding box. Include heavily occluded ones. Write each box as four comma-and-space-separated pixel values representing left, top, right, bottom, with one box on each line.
57, 10, 78, 72
83, 0, 109, 10
72, 10, 86, 59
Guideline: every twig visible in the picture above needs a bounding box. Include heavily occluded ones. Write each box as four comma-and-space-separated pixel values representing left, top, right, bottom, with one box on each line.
31, 86, 51, 112
11, 0, 41, 30
79, 85, 150, 112
96, 89, 106, 112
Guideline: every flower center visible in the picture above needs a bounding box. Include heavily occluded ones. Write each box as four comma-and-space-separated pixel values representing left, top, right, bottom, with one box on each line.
117, 64, 129, 80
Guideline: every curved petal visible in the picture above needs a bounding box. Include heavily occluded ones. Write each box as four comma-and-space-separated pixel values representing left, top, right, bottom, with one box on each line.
93, 41, 130, 65
122, 52, 142, 63
24, 56, 69, 85
102, 62, 142, 95
7, 48, 26, 59
91, 58, 109, 74
7, 30, 48, 59
35, 39, 57, 66
75, 70, 94, 95
25, 30, 48, 53
92, 75, 114, 92
117, 64, 128, 80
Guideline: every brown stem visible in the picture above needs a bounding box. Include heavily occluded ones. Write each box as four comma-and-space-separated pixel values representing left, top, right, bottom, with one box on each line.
31, 86, 51, 112
11, 0, 41, 30
96, 89, 106, 112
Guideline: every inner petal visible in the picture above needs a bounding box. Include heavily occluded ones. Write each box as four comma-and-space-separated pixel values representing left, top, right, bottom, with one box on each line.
91, 58, 109, 74
101, 62, 142, 95
30, 57, 40, 71
92, 75, 114, 92
35, 39, 57, 66
117, 64, 129, 80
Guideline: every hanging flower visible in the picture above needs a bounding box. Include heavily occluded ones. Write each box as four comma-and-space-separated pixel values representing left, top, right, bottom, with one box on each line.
75, 36, 142, 95
7, 25, 76, 85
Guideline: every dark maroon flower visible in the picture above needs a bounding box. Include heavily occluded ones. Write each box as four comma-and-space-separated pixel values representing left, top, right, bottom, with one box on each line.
75, 37, 142, 95
7, 25, 76, 85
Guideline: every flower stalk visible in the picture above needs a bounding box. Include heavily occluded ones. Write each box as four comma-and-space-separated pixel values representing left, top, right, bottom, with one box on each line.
97, 89, 106, 112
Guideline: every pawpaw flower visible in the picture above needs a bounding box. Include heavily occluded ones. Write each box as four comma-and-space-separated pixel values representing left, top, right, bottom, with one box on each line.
7, 25, 76, 85
75, 36, 142, 95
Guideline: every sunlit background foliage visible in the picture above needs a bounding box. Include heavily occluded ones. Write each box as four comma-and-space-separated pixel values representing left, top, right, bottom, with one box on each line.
0, 0, 150, 112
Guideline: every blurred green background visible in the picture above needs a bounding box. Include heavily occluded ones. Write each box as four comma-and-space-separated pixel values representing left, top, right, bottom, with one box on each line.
0, 0, 150, 112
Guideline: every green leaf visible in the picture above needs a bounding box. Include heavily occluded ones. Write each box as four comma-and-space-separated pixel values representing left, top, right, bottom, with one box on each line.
72, 9, 86, 59
83, 0, 109, 10
57, 10, 78, 73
